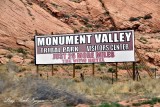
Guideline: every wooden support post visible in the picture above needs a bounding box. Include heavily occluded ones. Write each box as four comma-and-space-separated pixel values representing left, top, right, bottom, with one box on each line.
92, 63, 95, 76
155, 68, 157, 79
115, 62, 118, 81
35, 30, 38, 77
36, 65, 39, 76
51, 65, 54, 76
133, 62, 136, 80
136, 70, 138, 81
51, 32, 54, 76
112, 72, 113, 84
73, 64, 75, 78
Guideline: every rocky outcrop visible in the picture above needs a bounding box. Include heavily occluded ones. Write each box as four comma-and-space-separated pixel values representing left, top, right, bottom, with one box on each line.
0, 0, 73, 49
102, 0, 160, 32
0, 0, 160, 68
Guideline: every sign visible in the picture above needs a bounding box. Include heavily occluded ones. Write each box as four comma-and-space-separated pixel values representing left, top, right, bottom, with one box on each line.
35, 30, 135, 64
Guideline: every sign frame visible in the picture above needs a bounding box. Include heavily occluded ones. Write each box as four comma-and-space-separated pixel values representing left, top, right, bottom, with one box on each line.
34, 30, 135, 65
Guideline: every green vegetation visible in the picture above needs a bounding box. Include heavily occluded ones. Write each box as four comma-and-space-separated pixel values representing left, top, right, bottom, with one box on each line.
69, 0, 82, 3
51, 3, 59, 8
74, 29, 79, 33
144, 14, 152, 20
72, 14, 78, 18
6, 54, 13, 59
75, 65, 82, 69
107, 67, 116, 73
63, 14, 70, 18
86, 24, 92, 28
97, 67, 101, 71
82, 17, 89, 24
132, 97, 160, 106
16, 48, 28, 55
100, 63, 106, 66
129, 17, 139, 21
139, 37, 148, 44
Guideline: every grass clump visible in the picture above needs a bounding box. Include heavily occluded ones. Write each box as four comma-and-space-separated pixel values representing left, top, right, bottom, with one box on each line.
6, 54, 13, 59
129, 17, 139, 21
144, 14, 152, 20
69, 0, 82, 3
75, 65, 82, 69
16, 48, 28, 55
139, 37, 148, 44
100, 63, 106, 66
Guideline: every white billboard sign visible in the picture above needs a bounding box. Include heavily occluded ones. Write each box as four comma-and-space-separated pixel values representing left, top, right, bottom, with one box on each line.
35, 30, 135, 64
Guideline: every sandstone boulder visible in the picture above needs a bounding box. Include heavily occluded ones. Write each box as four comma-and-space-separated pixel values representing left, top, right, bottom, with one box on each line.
0, 49, 10, 55
0, 57, 9, 64
23, 59, 32, 65
25, 41, 34, 50
11, 55, 23, 64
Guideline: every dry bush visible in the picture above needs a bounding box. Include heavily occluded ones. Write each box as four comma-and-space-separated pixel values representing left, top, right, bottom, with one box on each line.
0, 71, 92, 107
1, 65, 160, 106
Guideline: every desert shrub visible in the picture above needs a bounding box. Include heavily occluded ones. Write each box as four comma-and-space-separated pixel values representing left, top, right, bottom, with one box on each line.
95, 24, 101, 28
129, 17, 139, 21
139, 37, 148, 44
74, 29, 79, 33
6, 61, 20, 73
108, 67, 116, 73
100, 63, 106, 66
144, 14, 152, 19
53, 67, 58, 71
63, 14, 70, 18
72, 14, 78, 18
97, 67, 101, 71
104, 11, 110, 16
0, 75, 92, 106
30, 59, 35, 64
16, 48, 27, 55
33, 84, 91, 106
82, 17, 89, 23
75, 65, 82, 69
69, 0, 82, 3
19, 67, 27, 72
140, 37, 148, 42
51, 3, 59, 8
86, 24, 92, 28
83, 64, 89, 67
6, 54, 13, 59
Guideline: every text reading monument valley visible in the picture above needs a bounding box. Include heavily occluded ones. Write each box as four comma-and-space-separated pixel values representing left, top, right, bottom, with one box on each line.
37, 30, 133, 54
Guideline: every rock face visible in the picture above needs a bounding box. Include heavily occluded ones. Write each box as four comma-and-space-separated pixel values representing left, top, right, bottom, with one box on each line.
0, 0, 160, 50
0, 0, 73, 49
102, 0, 160, 31
0, 0, 160, 67
0, 49, 10, 55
